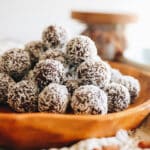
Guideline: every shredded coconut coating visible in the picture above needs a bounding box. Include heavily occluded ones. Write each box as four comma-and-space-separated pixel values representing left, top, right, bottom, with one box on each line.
38, 83, 69, 113
42, 25, 68, 49
77, 60, 111, 88
65, 80, 79, 95
66, 36, 98, 65
8, 80, 39, 113
0, 73, 15, 103
0, 56, 5, 72
2, 48, 31, 81
104, 83, 130, 113
33, 59, 65, 91
71, 85, 108, 115
25, 41, 48, 65
39, 49, 67, 66
117, 75, 141, 102
110, 68, 122, 83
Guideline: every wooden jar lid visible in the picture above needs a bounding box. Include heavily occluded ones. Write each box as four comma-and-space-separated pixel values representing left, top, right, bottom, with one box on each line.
72, 11, 138, 24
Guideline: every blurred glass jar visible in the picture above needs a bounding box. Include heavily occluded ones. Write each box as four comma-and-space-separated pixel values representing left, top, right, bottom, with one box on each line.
72, 11, 137, 60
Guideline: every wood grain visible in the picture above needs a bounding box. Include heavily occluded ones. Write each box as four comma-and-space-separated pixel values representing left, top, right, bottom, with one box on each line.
72, 11, 138, 24
0, 62, 149, 149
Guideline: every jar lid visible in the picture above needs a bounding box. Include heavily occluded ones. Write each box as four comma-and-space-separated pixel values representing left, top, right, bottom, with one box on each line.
72, 11, 138, 24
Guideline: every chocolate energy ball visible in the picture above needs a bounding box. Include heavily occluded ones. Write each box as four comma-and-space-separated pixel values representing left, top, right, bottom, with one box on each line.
117, 75, 140, 102
8, 80, 39, 112
71, 85, 108, 115
77, 60, 111, 88
42, 25, 68, 49
65, 80, 79, 95
66, 35, 98, 66
25, 41, 48, 66
2, 48, 31, 81
38, 83, 69, 113
39, 49, 66, 67
33, 59, 65, 91
104, 83, 130, 113
110, 68, 122, 83
0, 73, 15, 103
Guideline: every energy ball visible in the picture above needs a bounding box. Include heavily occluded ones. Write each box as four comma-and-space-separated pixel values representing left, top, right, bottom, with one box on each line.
42, 25, 68, 49
38, 83, 69, 113
104, 83, 130, 113
66, 35, 98, 66
2, 48, 31, 81
117, 75, 140, 102
25, 41, 48, 66
71, 85, 108, 115
110, 68, 122, 83
39, 49, 66, 66
77, 60, 111, 88
0, 73, 15, 103
65, 80, 79, 95
33, 59, 65, 90
8, 80, 39, 113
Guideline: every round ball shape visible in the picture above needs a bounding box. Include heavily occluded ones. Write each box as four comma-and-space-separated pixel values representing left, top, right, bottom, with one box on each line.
2, 48, 31, 81
77, 60, 111, 88
110, 68, 122, 83
66, 36, 97, 65
42, 25, 68, 49
38, 83, 69, 113
25, 41, 48, 65
39, 49, 66, 66
33, 59, 65, 90
104, 82, 130, 113
71, 85, 108, 115
117, 75, 140, 102
8, 80, 39, 112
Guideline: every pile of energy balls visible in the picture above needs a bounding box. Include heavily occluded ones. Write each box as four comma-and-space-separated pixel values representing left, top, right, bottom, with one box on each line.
0, 25, 141, 114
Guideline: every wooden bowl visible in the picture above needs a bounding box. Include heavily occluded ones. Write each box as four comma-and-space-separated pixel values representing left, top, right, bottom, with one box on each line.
0, 62, 150, 149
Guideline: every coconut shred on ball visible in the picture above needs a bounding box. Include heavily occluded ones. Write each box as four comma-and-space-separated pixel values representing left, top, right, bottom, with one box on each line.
71, 85, 108, 115
110, 68, 122, 83
1, 48, 31, 81
39, 49, 66, 66
77, 60, 111, 88
66, 36, 98, 66
25, 41, 48, 66
0, 56, 5, 72
116, 75, 140, 102
42, 25, 68, 49
33, 59, 65, 91
104, 83, 130, 113
0, 73, 15, 104
38, 83, 69, 113
8, 80, 39, 113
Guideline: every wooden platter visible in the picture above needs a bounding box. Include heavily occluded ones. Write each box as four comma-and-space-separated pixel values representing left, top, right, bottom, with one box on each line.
0, 62, 149, 149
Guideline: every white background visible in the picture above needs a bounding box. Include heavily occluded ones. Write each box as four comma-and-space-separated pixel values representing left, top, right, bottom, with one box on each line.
0, 0, 149, 49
